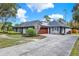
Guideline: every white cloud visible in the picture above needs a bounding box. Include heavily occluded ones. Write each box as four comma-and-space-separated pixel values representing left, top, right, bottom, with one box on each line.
27, 3, 54, 12
20, 18, 27, 22
49, 14, 64, 21
42, 14, 64, 21
16, 8, 27, 22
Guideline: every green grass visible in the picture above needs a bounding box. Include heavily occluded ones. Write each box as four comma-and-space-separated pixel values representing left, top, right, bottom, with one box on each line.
7, 34, 22, 38
0, 39, 20, 48
0, 34, 31, 48
70, 38, 79, 56
0, 34, 45, 48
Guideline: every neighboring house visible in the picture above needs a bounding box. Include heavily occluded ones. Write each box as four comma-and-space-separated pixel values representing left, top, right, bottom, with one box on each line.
13, 20, 70, 34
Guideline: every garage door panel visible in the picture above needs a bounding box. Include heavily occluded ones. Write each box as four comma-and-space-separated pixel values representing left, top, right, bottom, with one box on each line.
39, 27, 48, 34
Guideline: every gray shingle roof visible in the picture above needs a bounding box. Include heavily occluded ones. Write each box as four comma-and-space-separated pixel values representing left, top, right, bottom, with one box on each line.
14, 20, 68, 28
48, 20, 68, 27
14, 20, 41, 27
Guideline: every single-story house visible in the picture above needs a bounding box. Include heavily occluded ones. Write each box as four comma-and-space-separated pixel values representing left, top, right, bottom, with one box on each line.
13, 20, 70, 34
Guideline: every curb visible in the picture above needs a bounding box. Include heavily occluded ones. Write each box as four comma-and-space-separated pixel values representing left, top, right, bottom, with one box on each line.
68, 36, 78, 56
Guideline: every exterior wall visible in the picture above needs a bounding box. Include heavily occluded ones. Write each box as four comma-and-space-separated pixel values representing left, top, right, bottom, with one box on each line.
34, 24, 41, 34
48, 28, 50, 34
13, 28, 23, 33
13, 26, 68, 34
49, 27, 67, 34
23, 28, 26, 34
14, 27, 35, 34
50, 27, 60, 34
61, 28, 64, 34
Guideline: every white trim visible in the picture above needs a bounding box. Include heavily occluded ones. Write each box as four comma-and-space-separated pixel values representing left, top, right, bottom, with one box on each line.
48, 28, 50, 34
23, 28, 26, 34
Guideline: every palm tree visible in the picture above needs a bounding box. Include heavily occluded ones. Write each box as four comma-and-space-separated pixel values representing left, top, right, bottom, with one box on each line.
44, 15, 51, 22
0, 3, 19, 32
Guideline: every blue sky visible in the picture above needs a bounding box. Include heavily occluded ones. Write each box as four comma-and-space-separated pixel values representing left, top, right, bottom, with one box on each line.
14, 3, 75, 24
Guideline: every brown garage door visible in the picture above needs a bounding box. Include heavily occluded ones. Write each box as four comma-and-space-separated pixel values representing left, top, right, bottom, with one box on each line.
39, 27, 48, 34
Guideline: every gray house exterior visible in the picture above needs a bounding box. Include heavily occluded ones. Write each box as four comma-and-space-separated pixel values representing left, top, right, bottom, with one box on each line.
13, 20, 70, 34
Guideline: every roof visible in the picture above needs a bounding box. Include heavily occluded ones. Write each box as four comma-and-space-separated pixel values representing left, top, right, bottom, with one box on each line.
48, 20, 68, 27
14, 20, 69, 28
14, 20, 41, 27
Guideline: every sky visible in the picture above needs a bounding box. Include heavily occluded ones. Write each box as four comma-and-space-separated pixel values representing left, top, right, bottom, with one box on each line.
13, 3, 75, 25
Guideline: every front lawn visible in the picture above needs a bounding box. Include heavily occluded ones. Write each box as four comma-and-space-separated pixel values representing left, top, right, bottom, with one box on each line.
0, 38, 20, 48
0, 34, 45, 48
70, 38, 79, 56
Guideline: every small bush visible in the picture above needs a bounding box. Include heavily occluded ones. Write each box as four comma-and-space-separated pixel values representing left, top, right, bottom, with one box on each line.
25, 28, 36, 37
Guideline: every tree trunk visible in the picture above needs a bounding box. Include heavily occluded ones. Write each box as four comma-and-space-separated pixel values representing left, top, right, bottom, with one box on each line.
1, 17, 8, 32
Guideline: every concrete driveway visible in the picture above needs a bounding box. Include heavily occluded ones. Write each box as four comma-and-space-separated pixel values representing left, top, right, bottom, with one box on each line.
0, 34, 78, 56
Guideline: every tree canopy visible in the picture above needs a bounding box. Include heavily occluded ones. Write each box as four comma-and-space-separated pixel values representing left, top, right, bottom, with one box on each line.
44, 15, 51, 22
0, 3, 19, 31
72, 4, 79, 22
0, 3, 18, 21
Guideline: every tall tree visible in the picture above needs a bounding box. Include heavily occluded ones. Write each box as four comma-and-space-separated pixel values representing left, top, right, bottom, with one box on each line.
0, 3, 19, 31
44, 15, 51, 22
72, 4, 79, 28
67, 20, 73, 27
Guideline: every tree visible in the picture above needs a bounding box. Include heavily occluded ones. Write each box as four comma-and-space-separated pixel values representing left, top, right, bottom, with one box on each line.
15, 24, 20, 26
44, 15, 51, 22
0, 3, 19, 32
58, 18, 64, 22
5, 22, 13, 31
72, 4, 79, 28
67, 20, 73, 27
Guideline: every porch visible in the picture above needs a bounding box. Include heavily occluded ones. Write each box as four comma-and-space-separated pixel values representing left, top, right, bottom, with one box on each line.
48, 27, 66, 34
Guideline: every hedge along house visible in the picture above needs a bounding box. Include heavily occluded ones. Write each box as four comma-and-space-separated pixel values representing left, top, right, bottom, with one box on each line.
13, 20, 70, 34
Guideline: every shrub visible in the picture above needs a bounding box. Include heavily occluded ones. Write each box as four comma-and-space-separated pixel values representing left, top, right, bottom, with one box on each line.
26, 28, 36, 37
72, 29, 77, 33
7, 27, 13, 31
0, 30, 20, 35
7, 31, 20, 35
0, 30, 7, 34
0, 30, 3, 33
